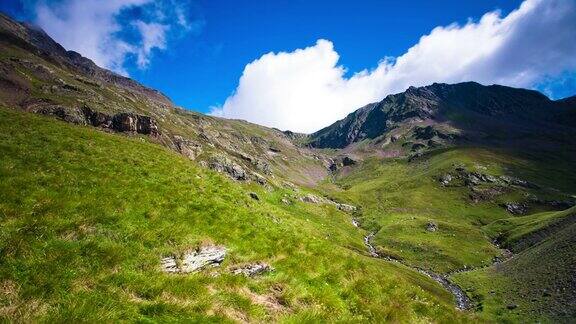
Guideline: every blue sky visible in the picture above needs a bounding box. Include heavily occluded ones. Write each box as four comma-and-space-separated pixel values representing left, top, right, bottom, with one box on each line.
1, 0, 575, 132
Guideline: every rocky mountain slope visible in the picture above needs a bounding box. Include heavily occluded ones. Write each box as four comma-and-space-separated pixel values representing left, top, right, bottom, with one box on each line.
1, 12, 575, 323
309, 82, 575, 158
0, 12, 328, 188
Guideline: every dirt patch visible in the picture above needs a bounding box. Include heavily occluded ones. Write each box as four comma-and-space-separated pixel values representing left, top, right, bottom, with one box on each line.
240, 285, 288, 314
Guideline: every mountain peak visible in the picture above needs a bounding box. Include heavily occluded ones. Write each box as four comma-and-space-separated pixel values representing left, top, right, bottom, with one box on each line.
308, 81, 562, 149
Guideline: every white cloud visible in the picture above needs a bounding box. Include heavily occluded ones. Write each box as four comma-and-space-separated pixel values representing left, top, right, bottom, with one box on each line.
212, 0, 576, 133
132, 21, 168, 68
34, 0, 195, 75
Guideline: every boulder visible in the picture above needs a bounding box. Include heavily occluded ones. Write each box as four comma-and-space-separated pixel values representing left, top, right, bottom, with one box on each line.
342, 156, 356, 166
161, 246, 226, 274
439, 174, 452, 186
501, 202, 528, 215
249, 192, 259, 200
426, 221, 438, 232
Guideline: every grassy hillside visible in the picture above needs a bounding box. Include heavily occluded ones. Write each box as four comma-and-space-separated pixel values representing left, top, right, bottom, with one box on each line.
319, 146, 576, 322
453, 207, 576, 322
0, 107, 475, 322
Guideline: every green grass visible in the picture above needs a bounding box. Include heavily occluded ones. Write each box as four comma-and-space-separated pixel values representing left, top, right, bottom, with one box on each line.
0, 107, 475, 322
483, 206, 576, 250
453, 207, 576, 322
321, 146, 575, 274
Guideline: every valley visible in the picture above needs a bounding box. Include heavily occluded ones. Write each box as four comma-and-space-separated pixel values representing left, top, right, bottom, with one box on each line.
0, 11, 575, 323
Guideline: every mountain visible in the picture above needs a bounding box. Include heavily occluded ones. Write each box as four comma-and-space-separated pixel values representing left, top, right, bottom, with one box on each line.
1, 12, 575, 323
309, 82, 574, 151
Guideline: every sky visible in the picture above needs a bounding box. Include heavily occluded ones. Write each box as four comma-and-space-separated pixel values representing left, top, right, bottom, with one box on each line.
1, 0, 576, 133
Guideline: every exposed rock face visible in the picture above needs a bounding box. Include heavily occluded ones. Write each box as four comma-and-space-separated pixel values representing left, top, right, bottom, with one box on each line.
28, 104, 87, 124
300, 194, 322, 204
209, 155, 247, 180
112, 113, 159, 136
173, 136, 202, 160
231, 263, 274, 277
337, 203, 357, 213
161, 246, 227, 274
501, 202, 529, 215
308, 81, 560, 149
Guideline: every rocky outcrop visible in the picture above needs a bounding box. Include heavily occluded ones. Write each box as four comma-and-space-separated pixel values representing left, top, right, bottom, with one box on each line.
501, 202, 529, 215
112, 112, 159, 136
231, 262, 274, 277
173, 135, 202, 160
161, 246, 226, 274
209, 155, 247, 180
300, 194, 323, 204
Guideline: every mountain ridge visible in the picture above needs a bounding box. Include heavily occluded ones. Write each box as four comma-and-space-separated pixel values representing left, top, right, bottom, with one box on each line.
309, 81, 573, 149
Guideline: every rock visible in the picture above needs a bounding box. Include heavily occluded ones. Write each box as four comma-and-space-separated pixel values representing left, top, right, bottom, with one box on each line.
439, 174, 452, 186
29, 103, 86, 124
300, 194, 323, 204
281, 198, 291, 205
112, 112, 159, 136
181, 246, 226, 272
82, 105, 112, 128
342, 156, 356, 166
231, 262, 274, 277
209, 155, 247, 181
254, 159, 272, 175
506, 304, 518, 310
251, 173, 267, 186
173, 135, 202, 160
161, 246, 226, 274
160, 256, 179, 273
249, 192, 259, 200
268, 146, 281, 153
501, 202, 528, 215
464, 174, 481, 186
337, 203, 357, 213
500, 175, 539, 189
426, 221, 438, 232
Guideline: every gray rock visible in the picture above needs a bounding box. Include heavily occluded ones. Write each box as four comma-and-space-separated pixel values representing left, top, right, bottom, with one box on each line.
249, 192, 259, 200
173, 135, 202, 160
439, 174, 452, 186
426, 221, 438, 232
300, 194, 323, 204
231, 262, 274, 277
161, 246, 227, 274
337, 203, 357, 213
209, 155, 247, 180
501, 202, 528, 215
181, 246, 226, 272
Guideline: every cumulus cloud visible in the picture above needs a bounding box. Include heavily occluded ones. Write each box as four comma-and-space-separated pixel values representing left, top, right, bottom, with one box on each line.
211, 0, 576, 133
34, 0, 197, 75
